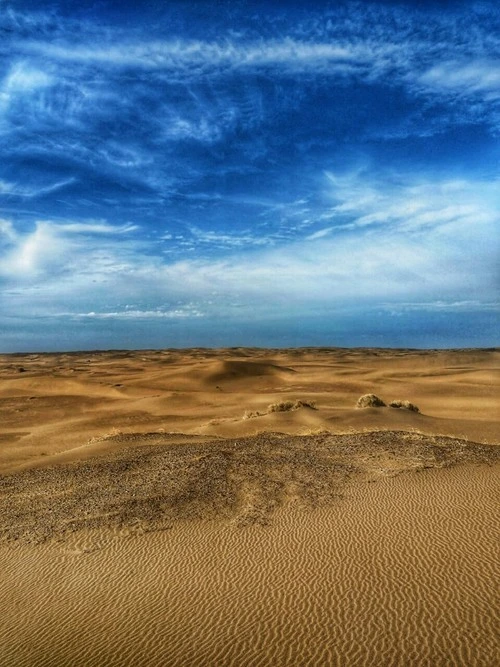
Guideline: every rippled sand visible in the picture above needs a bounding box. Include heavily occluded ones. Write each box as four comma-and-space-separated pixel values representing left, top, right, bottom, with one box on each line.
1, 460, 498, 667
1, 348, 499, 666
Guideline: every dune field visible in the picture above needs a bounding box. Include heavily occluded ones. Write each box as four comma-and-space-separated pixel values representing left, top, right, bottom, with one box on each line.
0, 347, 499, 666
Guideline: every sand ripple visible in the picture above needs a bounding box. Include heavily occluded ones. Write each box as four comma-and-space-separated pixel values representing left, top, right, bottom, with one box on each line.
0, 463, 498, 666
0, 432, 499, 666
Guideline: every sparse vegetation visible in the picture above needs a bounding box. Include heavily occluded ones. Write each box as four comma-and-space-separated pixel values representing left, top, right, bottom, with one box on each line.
2, 431, 497, 543
356, 394, 420, 412
243, 399, 317, 419
267, 399, 316, 412
356, 394, 386, 408
389, 400, 420, 413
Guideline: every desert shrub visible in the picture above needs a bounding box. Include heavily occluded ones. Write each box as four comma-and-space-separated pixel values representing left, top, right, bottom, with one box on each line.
268, 400, 295, 412
355, 394, 386, 408
267, 399, 317, 413
243, 399, 317, 420
389, 400, 420, 413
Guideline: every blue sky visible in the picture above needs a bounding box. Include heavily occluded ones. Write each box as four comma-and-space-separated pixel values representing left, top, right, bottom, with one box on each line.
0, 0, 499, 351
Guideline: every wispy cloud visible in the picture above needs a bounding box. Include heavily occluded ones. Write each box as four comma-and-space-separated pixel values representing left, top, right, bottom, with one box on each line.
306, 227, 333, 240
382, 300, 499, 314
187, 226, 272, 248
3, 4, 498, 136
0, 218, 17, 243
56, 221, 138, 235
322, 171, 499, 234
1, 171, 497, 320
0, 178, 76, 198
1, 61, 52, 92
72, 306, 204, 320
418, 60, 500, 98
0, 219, 140, 279
21, 38, 365, 73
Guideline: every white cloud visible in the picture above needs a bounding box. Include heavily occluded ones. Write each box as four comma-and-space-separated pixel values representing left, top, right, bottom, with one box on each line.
2, 61, 52, 92
22, 38, 368, 74
418, 60, 500, 98
188, 226, 271, 248
164, 116, 225, 143
2, 6, 497, 154
73, 306, 204, 320
0, 178, 76, 198
16, 26, 499, 115
0, 219, 17, 244
153, 171, 498, 309
0, 221, 68, 277
0, 5, 498, 339
0, 61, 53, 119
0, 219, 139, 279
306, 227, 333, 240
1, 172, 497, 320
382, 300, 499, 313
98, 144, 153, 169
323, 171, 500, 235
58, 221, 138, 235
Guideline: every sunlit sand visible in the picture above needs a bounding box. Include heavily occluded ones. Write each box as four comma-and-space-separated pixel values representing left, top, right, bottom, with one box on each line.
1, 348, 499, 666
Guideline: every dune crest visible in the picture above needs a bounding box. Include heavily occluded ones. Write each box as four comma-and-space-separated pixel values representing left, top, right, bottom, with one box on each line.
204, 359, 296, 384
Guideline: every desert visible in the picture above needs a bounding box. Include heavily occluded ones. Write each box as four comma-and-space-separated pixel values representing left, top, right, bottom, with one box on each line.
3, 0, 499, 664
0, 347, 499, 666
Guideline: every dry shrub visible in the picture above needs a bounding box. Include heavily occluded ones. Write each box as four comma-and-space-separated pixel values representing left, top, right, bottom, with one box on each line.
356, 394, 386, 408
244, 400, 317, 419
267, 399, 317, 412
389, 400, 420, 413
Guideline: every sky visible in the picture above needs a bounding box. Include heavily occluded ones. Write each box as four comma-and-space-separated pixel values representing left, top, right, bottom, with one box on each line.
0, 0, 499, 351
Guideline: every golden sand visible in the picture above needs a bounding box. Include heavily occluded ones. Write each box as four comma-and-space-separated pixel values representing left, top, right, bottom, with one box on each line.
0, 348, 499, 666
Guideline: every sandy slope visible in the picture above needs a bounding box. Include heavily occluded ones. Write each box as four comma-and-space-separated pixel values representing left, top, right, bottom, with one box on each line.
0, 348, 499, 666
0, 459, 498, 667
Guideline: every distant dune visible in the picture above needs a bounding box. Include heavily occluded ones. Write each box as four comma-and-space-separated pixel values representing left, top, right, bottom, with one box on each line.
0, 348, 498, 666
1, 347, 498, 473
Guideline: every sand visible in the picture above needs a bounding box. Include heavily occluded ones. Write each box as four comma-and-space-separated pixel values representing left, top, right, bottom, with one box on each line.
0, 347, 499, 666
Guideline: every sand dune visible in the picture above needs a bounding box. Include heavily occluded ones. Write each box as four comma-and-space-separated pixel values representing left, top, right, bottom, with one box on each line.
0, 457, 498, 666
203, 359, 296, 383
0, 348, 499, 666
3, 346, 498, 473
